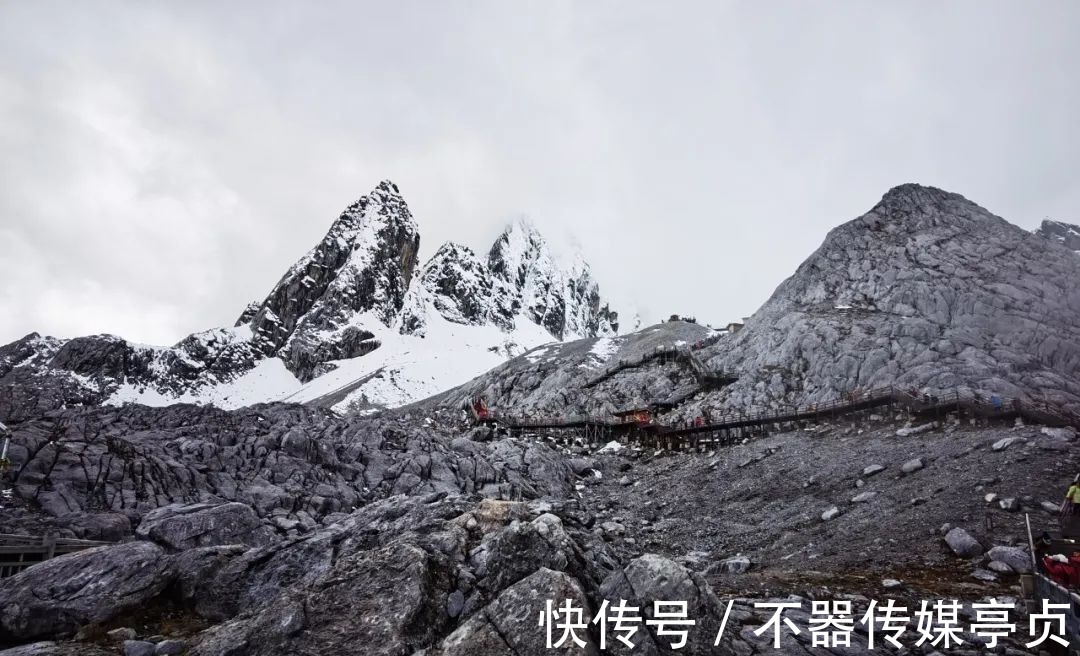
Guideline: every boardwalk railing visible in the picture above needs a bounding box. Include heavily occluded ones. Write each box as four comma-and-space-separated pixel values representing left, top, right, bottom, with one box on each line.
0, 533, 111, 578
584, 345, 737, 390
478, 385, 1080, 447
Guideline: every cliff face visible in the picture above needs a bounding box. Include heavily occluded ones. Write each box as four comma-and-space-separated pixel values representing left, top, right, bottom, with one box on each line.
244, 180, 421, 381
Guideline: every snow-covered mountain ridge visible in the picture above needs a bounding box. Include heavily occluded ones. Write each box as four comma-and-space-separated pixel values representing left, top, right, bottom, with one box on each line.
0, 181, 620, 415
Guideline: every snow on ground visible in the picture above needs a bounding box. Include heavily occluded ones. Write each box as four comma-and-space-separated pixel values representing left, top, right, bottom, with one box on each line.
524, 345, 554, 363
102, 311, 556, 413
587, 336, 621, 363
106, 358, 302, 410
282, 313, 555, 412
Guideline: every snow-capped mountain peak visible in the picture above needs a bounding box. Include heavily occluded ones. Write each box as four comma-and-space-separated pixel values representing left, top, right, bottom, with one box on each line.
243, 180, 421, 380
487, 217, 618, 339
0, 179, 621, 415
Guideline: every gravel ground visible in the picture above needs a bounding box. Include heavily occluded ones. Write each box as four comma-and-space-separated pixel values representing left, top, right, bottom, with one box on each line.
562, 414, 1078, 599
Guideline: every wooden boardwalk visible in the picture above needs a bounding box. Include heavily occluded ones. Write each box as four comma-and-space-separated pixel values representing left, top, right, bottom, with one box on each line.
479, 386, 1080, 451
0, 533, 112, 578
582, 344, 737, 390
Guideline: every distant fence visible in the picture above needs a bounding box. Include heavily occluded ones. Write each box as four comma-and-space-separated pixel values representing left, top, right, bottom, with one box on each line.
583, 344, 737, 389
476, 385, 1080, 445
0, 534, 112, 578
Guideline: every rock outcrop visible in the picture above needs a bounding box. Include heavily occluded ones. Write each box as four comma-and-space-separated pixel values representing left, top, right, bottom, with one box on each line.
0, 542, 174, 644
1035, 218, 1080, 252
2, 402, 575, 529
135, 502, 275, 551
691, 184, 1080, 417
244, 180, 420, 380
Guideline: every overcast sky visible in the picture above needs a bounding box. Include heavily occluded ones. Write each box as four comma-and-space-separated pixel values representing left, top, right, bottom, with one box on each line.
1, 1, 1078, 346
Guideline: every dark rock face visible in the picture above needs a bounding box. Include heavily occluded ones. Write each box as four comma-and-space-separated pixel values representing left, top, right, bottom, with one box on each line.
0, 334, 103, 421
2, 402, 574, 528
598, 554, 728, 655
179, 495, 622, 656
430, 568, 599, 656
398, 242, 513, 335
0, 329, 263, 420
398, 224, 619, 341
135, 502, 275, 551
1035, 218, 1080, 252
0, 542, 174, 644
245, 181, 420, 380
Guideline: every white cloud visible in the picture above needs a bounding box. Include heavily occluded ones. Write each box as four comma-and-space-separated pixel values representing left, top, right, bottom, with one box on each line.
1, 1, 1078, 344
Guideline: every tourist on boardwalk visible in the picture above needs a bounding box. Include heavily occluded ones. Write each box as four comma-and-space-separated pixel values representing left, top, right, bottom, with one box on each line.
1064, 476, 1080, 514
1063, 475, 1080, 537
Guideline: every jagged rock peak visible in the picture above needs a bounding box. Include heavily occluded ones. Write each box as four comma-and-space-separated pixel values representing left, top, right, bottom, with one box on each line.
1035, 219, 1080, 252
243, 179, 421, 380
398, 241, 513, 335
487, 217, 618, 339
400, 218, 617, 340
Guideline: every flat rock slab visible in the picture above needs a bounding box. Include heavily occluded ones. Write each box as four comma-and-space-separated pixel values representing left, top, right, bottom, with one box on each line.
0, 542, 174, 643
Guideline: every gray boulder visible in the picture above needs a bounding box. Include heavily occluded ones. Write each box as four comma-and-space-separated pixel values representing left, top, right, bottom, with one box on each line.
992, 437, 1025, 451
901, 458, 925, 474
972, 568, 999, 582
430, 568, 598, 656
987, 545, 1032, 574
153, 640, 185, 656
718, 556, 752, 574
944, 527, 984, 558
599, 554, 727, 655
0, 542, 174, 642
136, 502, 275, 551
106, 628, 136, 642
473, 512, 595, 594
1042, 500, 1063, 513
121, 642, 154, 656
52, 512, 132, 541
191, 540, 457, 656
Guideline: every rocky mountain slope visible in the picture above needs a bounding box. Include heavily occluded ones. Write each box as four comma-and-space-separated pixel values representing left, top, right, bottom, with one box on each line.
0, 386, 1072, 655
423, 184, 1080, 423
2, 182, 1079, 656
0, 182, 619, 416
